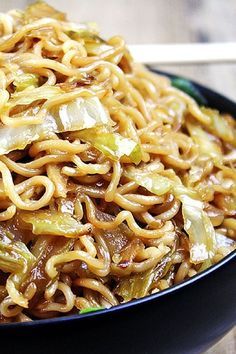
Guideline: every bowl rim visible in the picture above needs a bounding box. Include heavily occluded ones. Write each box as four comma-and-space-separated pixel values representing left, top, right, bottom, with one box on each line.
1, 70, 236, 329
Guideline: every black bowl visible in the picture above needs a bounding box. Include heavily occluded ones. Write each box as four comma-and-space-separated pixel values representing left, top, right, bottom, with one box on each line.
1, 71, 236, 354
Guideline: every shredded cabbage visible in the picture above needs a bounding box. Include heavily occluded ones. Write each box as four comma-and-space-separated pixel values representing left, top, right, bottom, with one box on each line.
115, 249, 174, 301
125, 168, 197, 198
68, 27, 112, 55
115, 269, 155, 302
201, 107, 236, 146
0, 96, 113, 155
77, 127, 142, 164
24, 235, 74, 295
24, 0, 66, 22
9, 85, 63, 107
187, 122, 223, 163
85, 43, 112, 56
19, 210, 91, 237
0, 228, 35, 274
0, 226, 36, 307
124, 168, 172, 195
13, 73, 39, 92
179, 195, 216, 263
54, 96, 112, 131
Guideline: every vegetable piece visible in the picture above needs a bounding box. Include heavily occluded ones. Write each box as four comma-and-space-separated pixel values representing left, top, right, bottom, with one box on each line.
95, 209, 133, 256
214, 194, 236, 216
19, 210, 91, 238
0, 226, 36, 308
186, 122, 223, 163
85, 43, 112, 56
9, 86, 63, 107
0, 96, 113, 155
69, 27, 112, 55
116, 248, 175, 302
0, 227, 35, 274
199, 232, 236, 272
24, 1, 66, 22
215, 232, 235, 248
53, 96, 113, 131
77, 127, 142, 164
101, 224, 131, 256
124, 168, 172, 196
201, 107, 236, 145
0, 122, 41, 155
199, 258, 212, 272
171, 77, 207, 106
116, 268, 155, 302
24, 235, 74, 294
13, 73, 39, 92
117, 239, 143, 268
65, 23, 100, 43
67, 27, 102, 41
187, 165, 204, 186
125, 168, 197, 198
179, 195, 216, 263
79, 306, 104, 314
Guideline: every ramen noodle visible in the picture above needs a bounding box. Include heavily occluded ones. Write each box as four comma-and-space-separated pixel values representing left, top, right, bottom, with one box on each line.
0, 1, 235, 323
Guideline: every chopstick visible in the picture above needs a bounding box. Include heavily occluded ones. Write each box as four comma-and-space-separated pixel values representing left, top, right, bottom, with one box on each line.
128, 42, 236, 65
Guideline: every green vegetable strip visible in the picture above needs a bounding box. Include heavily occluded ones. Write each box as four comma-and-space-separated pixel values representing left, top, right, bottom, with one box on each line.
201, 107, 236, 146
77, 127, 142, 164
0, 227, 36, 308
19, 210, 91, 237
115, 269, 155, 302
79, 306, 105, 314
13, 73, 39, 92
171, 77, 207, 106
124, 169, 172, 196
186, 121, 223, 163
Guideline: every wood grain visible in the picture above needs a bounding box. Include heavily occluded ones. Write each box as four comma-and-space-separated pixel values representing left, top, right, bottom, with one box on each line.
0, 1, 235, 352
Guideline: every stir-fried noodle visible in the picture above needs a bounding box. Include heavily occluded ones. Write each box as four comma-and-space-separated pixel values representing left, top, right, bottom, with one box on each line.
0, 2, 235, 323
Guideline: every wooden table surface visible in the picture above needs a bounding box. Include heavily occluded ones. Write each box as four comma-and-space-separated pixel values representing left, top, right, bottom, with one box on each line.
1, 1, 235, 353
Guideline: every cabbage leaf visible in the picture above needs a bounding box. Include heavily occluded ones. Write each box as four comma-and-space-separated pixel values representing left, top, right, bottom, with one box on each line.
115, 268, 154, 302
124, 168, 172, 195
9, 86, 63, 107
19, 210, 91, 237
0, 96, 113, 155
115, 250, 175, 301
0, 226, 36, 308
201, 107, 236, 146
179, 195, 216, 263
13, 73, 39, 92
24, 1, 66, 22
77, 127, 142, 164
186, 121, 222, 163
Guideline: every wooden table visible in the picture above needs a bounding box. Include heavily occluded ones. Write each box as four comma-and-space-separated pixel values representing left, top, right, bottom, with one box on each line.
1, 1, 235, 352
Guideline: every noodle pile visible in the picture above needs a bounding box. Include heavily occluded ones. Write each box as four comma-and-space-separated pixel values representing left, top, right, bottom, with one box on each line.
0, 1, 235, 323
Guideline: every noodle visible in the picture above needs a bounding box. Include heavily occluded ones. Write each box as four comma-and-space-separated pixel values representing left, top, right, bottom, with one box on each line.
0, 1, 235, 323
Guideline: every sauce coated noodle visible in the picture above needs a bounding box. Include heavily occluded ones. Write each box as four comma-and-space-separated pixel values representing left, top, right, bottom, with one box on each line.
0, 1, 235, 323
